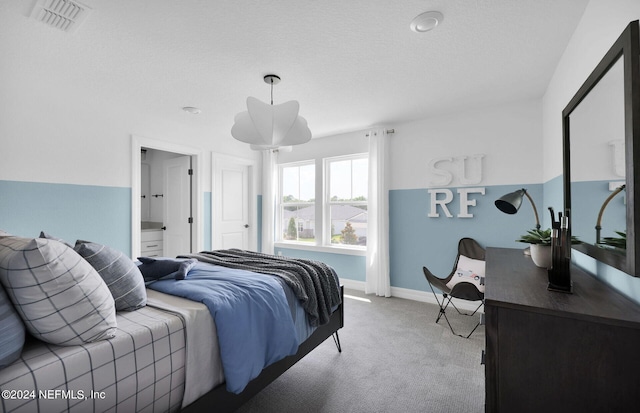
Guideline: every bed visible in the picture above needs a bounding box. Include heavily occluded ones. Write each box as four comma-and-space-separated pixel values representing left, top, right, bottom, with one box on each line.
0, 234, 344, 413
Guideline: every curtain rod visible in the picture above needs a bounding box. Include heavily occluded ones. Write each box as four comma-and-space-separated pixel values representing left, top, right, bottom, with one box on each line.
365, 129, 395, 137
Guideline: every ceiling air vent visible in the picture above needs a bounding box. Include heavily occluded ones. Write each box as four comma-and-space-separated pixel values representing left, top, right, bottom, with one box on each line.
30, 0, 92, 34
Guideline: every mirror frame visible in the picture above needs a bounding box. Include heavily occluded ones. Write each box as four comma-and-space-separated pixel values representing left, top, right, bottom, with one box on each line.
563, 20, 640, 276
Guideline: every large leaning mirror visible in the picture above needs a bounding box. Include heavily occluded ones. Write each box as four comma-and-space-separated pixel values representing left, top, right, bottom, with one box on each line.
563, 20, 640, 276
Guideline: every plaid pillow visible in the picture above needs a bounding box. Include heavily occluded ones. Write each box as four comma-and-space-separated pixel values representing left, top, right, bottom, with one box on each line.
0, 284, 25, 368
75, 241, 147, 311
0, 237, 117, 345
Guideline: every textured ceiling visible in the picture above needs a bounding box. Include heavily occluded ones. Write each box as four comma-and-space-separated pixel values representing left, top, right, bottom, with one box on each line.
1, 0, 590, 140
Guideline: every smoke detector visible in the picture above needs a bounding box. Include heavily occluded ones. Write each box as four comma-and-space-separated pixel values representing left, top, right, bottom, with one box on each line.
30, 0, 92, 34
410, 11, 444, 33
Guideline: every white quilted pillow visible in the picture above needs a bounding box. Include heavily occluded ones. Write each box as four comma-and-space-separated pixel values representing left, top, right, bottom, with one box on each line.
0, 236, 117, 345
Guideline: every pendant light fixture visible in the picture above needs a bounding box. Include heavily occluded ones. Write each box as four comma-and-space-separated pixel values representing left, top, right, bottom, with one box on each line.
231, 74, 312, 150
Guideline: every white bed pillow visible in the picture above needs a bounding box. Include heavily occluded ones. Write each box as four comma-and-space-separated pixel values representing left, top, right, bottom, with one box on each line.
0, 236, 117, 345
446, 254, 486, 293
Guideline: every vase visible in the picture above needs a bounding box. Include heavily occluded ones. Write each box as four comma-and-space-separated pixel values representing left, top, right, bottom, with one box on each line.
530, 244, 552, 268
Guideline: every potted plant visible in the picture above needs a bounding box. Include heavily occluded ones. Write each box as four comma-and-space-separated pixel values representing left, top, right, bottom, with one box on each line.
517, 228, 553, 268
600, 230, 626, 250
517, 229, 580, 268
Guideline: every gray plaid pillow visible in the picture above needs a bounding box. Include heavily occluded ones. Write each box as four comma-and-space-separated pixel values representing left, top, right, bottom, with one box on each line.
0, 284, 25, 368
75, 241, 147, 311
0, 237, 117, 345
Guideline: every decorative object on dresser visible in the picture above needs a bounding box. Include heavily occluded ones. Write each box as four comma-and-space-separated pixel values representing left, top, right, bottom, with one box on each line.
495, 188, 541, 229
495, 187, 541, 258
422, 237, 486, 338
546, 208, 572, 293
515, 228, 552, 268
484, 247, 640, 413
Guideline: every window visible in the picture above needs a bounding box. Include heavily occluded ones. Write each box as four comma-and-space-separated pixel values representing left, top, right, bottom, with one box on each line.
279, 162, 315, 243
326, 156, 368, 247
278, 155, 368, 250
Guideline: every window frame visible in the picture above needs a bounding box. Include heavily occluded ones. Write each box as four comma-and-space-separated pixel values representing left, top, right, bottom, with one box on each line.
275, 154, 369, 256
323, 153, 368, 250
277, 160, 316, 244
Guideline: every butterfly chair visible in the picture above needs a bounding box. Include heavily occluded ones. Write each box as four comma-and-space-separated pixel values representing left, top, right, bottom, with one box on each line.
423, 237, 486, 338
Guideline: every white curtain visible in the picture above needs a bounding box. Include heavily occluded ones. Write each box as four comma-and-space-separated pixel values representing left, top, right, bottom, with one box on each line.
261, 149, 278, 254
365, 128, 391, 297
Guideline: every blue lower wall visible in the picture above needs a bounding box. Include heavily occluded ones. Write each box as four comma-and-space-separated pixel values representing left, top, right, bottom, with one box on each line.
0, 180, 131, 253
15, 178, 637, 304
1, 180, 212, 257
389, 184, 543, 291
274, 247, 367, 282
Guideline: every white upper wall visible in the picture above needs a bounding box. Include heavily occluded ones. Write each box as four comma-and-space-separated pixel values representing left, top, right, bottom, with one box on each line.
277, 97, 543, 191
0, 7, 258, 190
542, 0, 640, 181
390, 99, 543, 190
277, 130, 369, 165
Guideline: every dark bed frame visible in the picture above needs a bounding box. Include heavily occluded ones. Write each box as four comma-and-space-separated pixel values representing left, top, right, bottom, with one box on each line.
181, 285, 345, 413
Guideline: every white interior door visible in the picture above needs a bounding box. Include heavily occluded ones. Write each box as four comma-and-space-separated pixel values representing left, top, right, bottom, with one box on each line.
163, 155, 192, 257
213, 159, 250, 250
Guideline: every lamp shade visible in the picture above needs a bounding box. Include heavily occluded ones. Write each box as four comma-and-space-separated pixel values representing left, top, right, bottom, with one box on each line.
231, 97, 312, 150
494, 189, 526, 215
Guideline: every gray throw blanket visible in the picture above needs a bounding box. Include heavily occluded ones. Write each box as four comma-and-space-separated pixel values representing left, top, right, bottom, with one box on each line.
179, 249, 341, 327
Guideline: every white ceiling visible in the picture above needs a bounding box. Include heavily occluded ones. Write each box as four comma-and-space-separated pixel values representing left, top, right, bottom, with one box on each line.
2, 0, 590, 141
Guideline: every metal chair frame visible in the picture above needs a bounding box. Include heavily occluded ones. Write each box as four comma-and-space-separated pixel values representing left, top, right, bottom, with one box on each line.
429, 283, 484, 338
423, 237, 485, 338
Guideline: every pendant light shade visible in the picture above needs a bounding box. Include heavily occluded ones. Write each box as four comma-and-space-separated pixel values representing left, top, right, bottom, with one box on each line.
231, 75, 312, 150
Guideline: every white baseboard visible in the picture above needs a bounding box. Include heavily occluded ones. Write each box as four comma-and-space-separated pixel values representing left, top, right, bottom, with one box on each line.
339, 279, 365, 291
340, 280, 483, 313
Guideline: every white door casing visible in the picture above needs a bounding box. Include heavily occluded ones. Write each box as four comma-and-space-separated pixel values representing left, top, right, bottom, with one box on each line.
131, 135, 202, 259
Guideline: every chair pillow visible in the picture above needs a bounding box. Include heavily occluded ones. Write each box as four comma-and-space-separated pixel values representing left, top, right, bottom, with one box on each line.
137, 257, 197, 281
0, 229, 12, 237
0, 284, 25, 368
75, 241, 147, 311
446, 254, 486, 293
0, 237, 117, 346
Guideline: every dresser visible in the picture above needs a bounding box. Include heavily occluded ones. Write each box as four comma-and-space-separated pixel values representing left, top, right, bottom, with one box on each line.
140, 229, 164, 257
484, 247, 640, 413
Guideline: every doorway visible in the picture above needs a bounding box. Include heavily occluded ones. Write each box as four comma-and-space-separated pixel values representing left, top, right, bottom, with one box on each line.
131, 135, 202, 258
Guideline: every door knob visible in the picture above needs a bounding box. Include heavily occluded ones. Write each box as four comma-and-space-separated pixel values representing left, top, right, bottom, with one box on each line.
244, 224, 250, 228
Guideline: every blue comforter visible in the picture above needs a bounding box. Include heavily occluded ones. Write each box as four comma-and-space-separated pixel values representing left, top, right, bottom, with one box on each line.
147, 262, 299, 394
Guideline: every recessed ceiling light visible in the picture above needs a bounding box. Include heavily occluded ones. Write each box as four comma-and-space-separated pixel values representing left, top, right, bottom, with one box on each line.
182, 106, 201, 114
410, 11, 444, 33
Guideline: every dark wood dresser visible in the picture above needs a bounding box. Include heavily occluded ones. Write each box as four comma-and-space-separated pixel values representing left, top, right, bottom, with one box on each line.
484, 247, 640, 413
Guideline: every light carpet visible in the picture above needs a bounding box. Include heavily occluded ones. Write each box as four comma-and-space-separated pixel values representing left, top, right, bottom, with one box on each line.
235, 288, 486, 413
